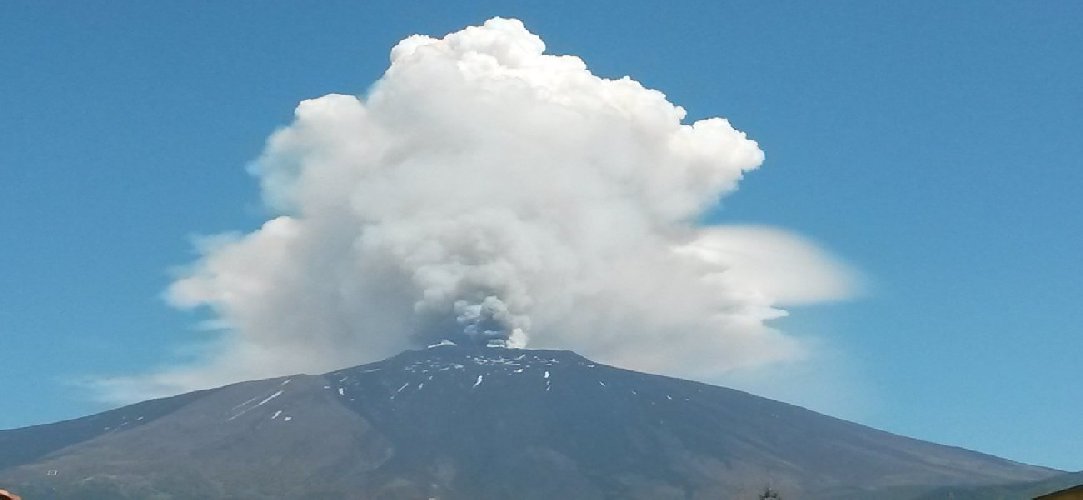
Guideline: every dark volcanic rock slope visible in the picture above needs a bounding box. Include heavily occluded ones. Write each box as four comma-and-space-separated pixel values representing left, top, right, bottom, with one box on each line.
0, 346, 1058, 499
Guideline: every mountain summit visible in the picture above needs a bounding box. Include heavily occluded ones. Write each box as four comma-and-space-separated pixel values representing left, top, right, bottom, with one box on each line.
0, 346, 1057, 499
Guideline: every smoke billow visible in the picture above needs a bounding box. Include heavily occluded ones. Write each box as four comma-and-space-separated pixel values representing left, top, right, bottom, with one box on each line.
98, 18, 857, 401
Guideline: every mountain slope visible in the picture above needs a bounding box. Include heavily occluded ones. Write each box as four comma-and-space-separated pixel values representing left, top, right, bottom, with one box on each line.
911, 471, 1083, 500
0, 346, 1059, 499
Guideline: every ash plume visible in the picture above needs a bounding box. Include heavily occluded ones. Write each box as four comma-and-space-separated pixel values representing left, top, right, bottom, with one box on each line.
97, 18, 857, 401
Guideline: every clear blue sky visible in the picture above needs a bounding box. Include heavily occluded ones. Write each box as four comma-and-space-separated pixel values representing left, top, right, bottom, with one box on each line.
2, 1, 1080, 470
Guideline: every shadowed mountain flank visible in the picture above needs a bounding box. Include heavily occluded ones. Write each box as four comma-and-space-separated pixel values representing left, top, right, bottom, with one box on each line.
0, 346, 1058, 499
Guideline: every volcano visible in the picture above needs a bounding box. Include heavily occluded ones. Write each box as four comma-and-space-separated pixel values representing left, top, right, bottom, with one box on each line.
0, 346, 1058, 499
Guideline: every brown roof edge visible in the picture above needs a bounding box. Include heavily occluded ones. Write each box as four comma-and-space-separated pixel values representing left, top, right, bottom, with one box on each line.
0, 488, 22, 500
1034, 484, 1083, 499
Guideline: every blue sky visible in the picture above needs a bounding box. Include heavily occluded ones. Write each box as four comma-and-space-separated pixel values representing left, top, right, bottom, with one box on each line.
2, 1, 1081, 471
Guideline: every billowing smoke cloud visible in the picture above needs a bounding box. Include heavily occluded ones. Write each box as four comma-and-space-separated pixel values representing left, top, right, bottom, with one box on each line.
97, 18, 857, 401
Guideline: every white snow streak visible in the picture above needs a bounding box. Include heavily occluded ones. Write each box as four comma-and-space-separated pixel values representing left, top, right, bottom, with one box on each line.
256, 390, 283, 406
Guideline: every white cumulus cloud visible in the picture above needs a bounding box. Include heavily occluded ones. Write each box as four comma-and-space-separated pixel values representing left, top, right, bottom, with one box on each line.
98, 18, 858, 402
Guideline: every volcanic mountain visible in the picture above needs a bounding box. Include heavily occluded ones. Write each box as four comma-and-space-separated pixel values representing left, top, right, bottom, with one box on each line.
0, 346, 1059, 499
